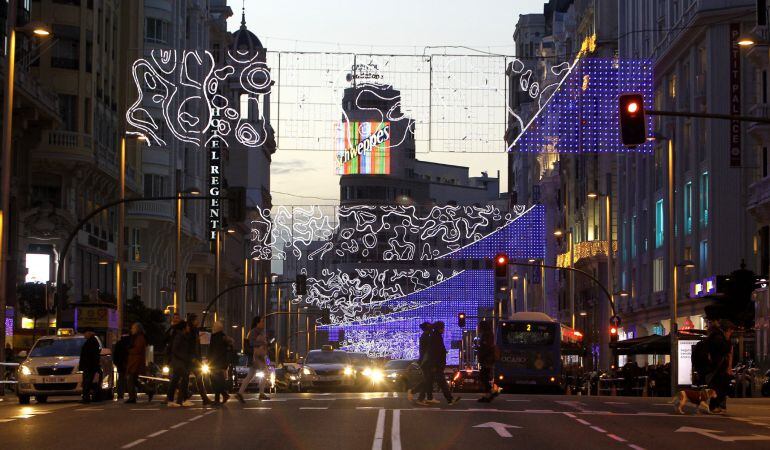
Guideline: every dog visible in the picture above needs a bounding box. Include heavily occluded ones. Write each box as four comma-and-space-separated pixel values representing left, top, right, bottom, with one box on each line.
671, 388, 716, 414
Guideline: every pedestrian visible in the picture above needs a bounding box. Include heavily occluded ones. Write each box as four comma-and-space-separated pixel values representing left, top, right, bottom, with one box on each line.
113, 330, 130, 400
187, 314, 212, 405
410, 322, 436, 403
79, 327, 102, 403
208, 320, 233, 405
417, 321, 460, 406
476, 320, 499, 403
706, 320, 735, 413
236, 316, 270, 403
166, 320, 195, 407
164, 313, 182, 365
126, 322, 153, 403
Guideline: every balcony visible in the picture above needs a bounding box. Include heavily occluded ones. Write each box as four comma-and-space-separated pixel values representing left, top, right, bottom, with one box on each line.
748, 176, 770, 223
557, 240, 617, 268
748, 103, 770, 143
128, 200, 174, 222
35, 130, 93, 161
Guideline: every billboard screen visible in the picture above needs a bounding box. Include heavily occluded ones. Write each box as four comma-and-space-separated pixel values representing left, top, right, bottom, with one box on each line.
335, 121, 391, 175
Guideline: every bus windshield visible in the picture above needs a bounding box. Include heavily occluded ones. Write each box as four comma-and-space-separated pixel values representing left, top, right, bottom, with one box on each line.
501, 322, 556, 346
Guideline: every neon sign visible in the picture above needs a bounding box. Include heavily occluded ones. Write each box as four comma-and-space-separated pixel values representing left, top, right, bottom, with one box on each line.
209, 107, 223, 241
335, 121, 391, 174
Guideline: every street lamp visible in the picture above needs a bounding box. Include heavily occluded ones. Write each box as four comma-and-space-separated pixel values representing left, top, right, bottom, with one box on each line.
0, 0, 53, 370
553, 229, 564, 238
173, 186, 202, 317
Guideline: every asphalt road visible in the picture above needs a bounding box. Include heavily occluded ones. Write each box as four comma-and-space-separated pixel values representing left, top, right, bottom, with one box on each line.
2, 392, 770, 449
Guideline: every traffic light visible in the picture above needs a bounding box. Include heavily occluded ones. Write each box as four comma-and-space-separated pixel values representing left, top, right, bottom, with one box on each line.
618, 93, 647, 147
609, 326, 619, 343
457, 312, 466, 328
494, 253, 508, 278
227, 186, 247, 223
296, 274, 307, 296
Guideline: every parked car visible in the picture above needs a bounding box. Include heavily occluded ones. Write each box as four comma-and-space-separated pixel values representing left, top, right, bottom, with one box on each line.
16, 332, 114, 404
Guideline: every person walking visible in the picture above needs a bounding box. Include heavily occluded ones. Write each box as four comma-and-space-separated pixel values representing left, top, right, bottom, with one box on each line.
476, 320, 499, 403
236, 316, 270, 403
418, 321, 460, 406
166, 320, 195, 407
126, 322, 152, 403
112, 331, 130, 400
413, 322, 438, 404
208, 321, 233, 405
79, 328, 102, 403
706, 320, 735, 413
187, 314, 212, 405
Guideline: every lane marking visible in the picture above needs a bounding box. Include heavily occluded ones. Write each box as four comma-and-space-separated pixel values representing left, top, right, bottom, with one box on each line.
299, 407, 328, 410
564, 412, 576, 418
357, 406, 384, 410
576, 419, 591, 426
524, 409, 554, 413
604, 402, 629, 405
628, 445, 646, 450
607, 434, 627, 442
147, 430, 168, 438
244, 407, 272, 410
131, 408, 160, 411
0, 419, 15, 423
590, 426, 608, 433
392, 410, 402, 450
506, 399, 531, 402
121, 439, 146, 449
372, 408, 386, 450
170, 422, 188, 429
188, 414, 205, 421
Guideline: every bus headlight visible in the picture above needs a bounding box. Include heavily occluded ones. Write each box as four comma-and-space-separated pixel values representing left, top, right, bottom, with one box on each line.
343, 366, 354, 376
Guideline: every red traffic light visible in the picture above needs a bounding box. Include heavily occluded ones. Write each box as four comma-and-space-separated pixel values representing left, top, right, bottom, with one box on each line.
495, 253, 508, 266
610, 326, 618, 335
618, 93, 647, 147
626, 101, 639, 114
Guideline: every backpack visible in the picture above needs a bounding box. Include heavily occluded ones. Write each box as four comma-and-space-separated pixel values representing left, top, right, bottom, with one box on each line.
691, 339, 711, 374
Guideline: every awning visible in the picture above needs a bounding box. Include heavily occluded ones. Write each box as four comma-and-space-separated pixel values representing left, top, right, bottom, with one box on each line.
610, 330, 707, 355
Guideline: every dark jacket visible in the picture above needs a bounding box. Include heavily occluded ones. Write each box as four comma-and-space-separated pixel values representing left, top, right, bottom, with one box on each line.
208, 332, 231, 370
427, 331, 448, 369
477, 331, 496, 367
126, 333, 148, 376
164, 322, 183, 363
170, 328, 195, 370
706, 328, 731, 374
113, 334, 130, 372
418, 330, 431, 365
78, 336, 101, 372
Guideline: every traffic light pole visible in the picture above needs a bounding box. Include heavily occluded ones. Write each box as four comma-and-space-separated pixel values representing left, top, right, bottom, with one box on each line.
200, 280, 294, 327
648, 109, 770, 124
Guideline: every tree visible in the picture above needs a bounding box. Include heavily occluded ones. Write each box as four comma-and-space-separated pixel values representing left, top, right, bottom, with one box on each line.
17, 282, 50, 341
124, 296, 167, 347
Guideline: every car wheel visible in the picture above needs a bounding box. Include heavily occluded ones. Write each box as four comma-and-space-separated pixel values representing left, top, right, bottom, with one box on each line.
18, 395, 30, 404
35, 395, 48, 403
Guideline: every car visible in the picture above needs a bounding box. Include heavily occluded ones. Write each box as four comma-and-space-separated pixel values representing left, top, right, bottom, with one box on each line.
383, 359, 422, 392
16, 333, 115, 404
298, 346, 356, 392
450, 367, 482, 393
347, 352, 385, 391
232, 354, 276, 393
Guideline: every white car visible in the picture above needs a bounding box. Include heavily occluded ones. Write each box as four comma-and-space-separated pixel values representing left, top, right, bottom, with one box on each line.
298, 347, 356, 392
16, 334, 114, 404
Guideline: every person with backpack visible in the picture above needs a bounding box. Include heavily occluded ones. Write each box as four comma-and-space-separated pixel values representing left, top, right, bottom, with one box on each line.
236, 316, 270, 402
476, 320, 499, 403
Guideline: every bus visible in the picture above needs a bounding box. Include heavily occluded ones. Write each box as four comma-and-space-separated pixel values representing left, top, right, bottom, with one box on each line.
495, 312, 582, 392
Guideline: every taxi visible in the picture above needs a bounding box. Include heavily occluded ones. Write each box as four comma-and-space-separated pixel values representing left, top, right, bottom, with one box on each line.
298, 346, 356, 392
16, 330, 114, 404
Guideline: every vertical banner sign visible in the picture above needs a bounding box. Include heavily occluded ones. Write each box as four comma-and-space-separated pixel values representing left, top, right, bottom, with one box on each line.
209, 107, 222, 244
730, 23, 742, 167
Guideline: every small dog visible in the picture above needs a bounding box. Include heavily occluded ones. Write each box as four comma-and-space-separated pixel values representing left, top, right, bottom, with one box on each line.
671, 388, 716, 414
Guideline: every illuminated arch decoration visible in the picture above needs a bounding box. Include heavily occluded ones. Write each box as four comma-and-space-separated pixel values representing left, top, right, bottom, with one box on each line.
126, 49, 273, 148
512, 58, 654, 153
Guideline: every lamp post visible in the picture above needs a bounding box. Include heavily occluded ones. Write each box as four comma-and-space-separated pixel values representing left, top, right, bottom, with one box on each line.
0, 0, 51, 369
175, 187, 200, 317
555, 229, 576, 328
588, 188, 614, 370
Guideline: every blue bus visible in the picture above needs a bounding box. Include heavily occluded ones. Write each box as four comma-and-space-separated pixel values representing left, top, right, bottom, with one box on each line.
495, 312, 565, 391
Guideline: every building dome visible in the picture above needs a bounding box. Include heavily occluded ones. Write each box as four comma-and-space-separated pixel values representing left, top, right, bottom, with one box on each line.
231, 8, 263, 51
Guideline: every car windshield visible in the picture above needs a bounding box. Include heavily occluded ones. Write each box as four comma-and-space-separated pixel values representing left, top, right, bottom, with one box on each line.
30, 338, 86, 357
305, 351, 350, 365
385, 360, 414, 370
348, 354, 371, 366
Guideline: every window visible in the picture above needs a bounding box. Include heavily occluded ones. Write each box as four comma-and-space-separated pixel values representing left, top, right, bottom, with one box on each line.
129, 228, 141, 262
655, 199, 664, 248
700, 171, 709, 226
143, 174, 167, 197
58, 95, 78, 131
51, 25, 80, 69
186, 273, 197, 303
699, 240, 708, 276
240, 93, 250, 119
653, 257, 664, 293
684, 181, 692, 234
131, 271, 142, 299
631, 215, 637, 258
145, 18, 170, 45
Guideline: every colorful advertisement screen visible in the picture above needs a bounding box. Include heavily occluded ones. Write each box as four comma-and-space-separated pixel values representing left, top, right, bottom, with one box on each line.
335, 121, 391, 175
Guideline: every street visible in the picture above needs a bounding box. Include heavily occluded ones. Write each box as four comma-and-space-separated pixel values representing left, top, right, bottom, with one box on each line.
2, 393, 770, 449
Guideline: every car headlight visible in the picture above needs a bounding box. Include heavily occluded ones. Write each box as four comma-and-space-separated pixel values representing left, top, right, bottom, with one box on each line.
256, 371, 265, 379
343, 366, 354, 376
20, 365, 32, 376
270, 373, 276, 384
367, 369, 384, 382
387, 373, 398, 378
289, 375, 298, 381
362, 367, 372, 377
201, 363, 210, 374
302, 367, 312, 376
162, 366, 170, 375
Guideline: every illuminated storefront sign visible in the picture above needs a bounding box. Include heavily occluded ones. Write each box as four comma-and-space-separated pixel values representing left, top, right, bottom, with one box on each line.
209, 107, 223, 242
335, 121, 391, 175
